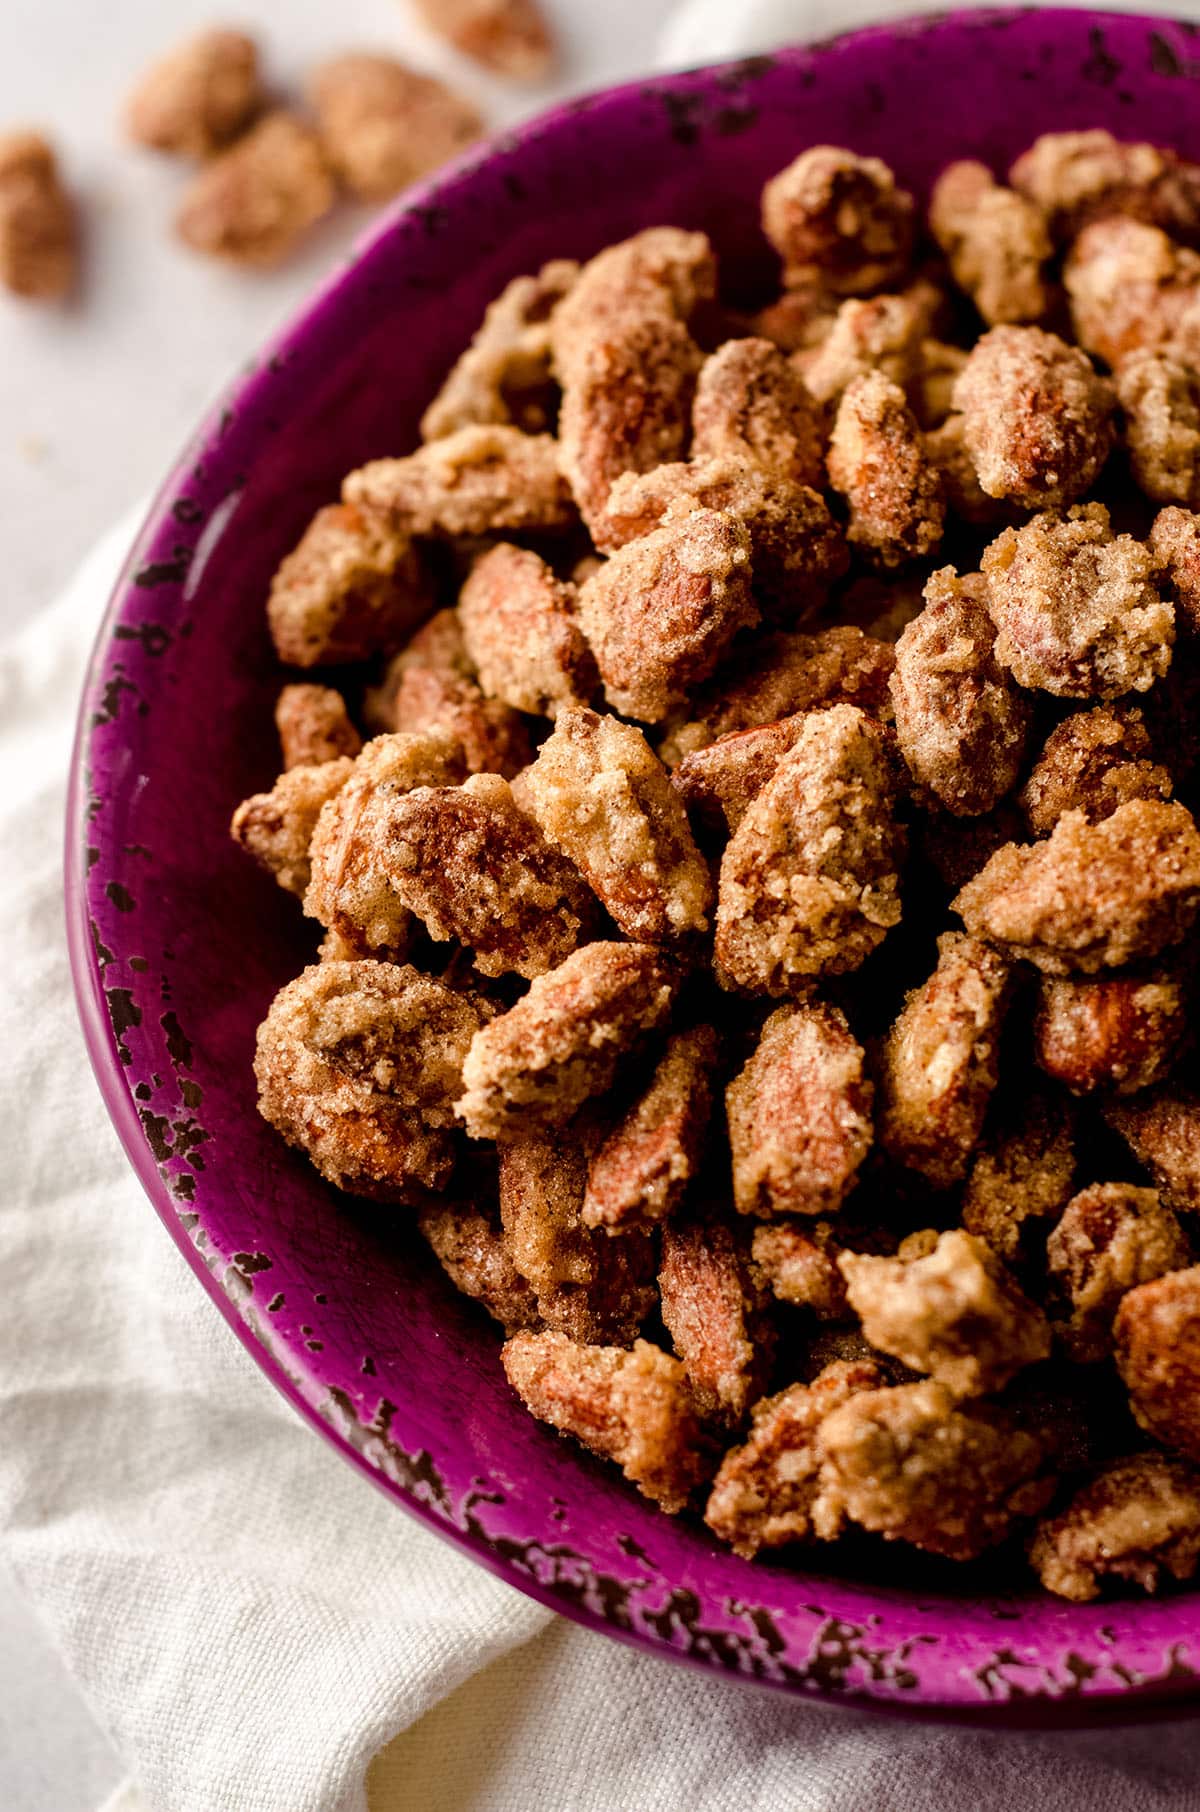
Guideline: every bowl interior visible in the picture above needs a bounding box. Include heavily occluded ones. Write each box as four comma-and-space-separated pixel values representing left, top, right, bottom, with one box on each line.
71, 8, 1200, 1719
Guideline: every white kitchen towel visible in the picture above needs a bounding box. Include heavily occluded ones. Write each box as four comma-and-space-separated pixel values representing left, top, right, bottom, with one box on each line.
6, 11, 1200, 1812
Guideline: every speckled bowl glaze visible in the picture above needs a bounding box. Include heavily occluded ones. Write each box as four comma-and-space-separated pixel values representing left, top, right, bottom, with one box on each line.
68, 9, 1200, 1722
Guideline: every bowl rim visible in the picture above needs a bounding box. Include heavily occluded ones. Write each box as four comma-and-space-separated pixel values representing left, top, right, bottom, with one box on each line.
65, 6, 1200, 1726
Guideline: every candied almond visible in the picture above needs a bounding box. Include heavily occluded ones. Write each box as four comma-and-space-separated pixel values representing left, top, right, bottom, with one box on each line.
418, 1203, 540, 1334
1064, 218, 1200, 369
889, 566, 1031, 817
929, 161, 1051, 326
761, 146, 914, 295
839, 1229, 1051, 1397
1048, 1183, 1190, 1362
456, 942, 679, 1140
124, 29, 261, 158
176, 111, 335, 267
367, 607, 532, 778
309, 54, 481, 202
659, 1215, 773, 1426
953, 326, 1114, 511
726, 1001, 874, 1217
522, 707, 711, 941
715, 704, 903, 992
582, 1025, 717, 1232
557, 315, 700, 540
751, 281, 839, 354
501, 1330, 710, 1512
668, 625, 895, 755
231, 757, 353, 897
1117, 351, 1200, 507
962, 1089, 1077, 1263
1010, 130, 1200, 244
1106, 1089, 1200, 1214
0, 130, 76, 300
672, 714, 809, 835
953, 799, 1200, 974
1115, 1265, 1200, 1461
601, 456, 847, 624
1018, 704, 1172, 837
275, 684, 362, 769
254, 960, 487, 1200
705, 1360, 884, 1558
827, 372, 945, 570
1034, 969, 1188, 1096
344, 425, 575, 540
981, 503, 1173, 699
458, 543, 595, 718
691, 336, 825, 489
1150, 505, 1200, 635
876, 932, 1012, 1187
577, 508, 757, 723
410, 0, 554, 80
498, 1130, 656, 1343
801, 290, 932, 407
266, 502, 433, 669
750, 1219, 851, 1319
1030, 1451, 1200, 1602
549, 226, 717, 368
421, 261, 579, 441
303, 729, 465, 958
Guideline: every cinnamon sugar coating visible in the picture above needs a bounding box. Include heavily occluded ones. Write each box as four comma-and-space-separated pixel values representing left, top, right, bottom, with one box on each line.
827, 372, 945, 570
962, 1090, 1077, 1263
839, 1229, 1051, 1397
417, 1203, 540, 1334
1115, 1265, 1200, 1461
124, 28, 261, 158
521, 707, 711, 940
1117, 351, 1200, 507
761, 146, 915, 295
344, 426, 575, 540
705, 1360, 884, 1557
814, 1379, 1057, 1560
659, 1215, 773, 1426
1106, 1090, 1200, 1214
582, 1025, 717, 1232
267, 503, 434, 669
801, 290, 932, 408
1064, 218, 1200, 370
367, 608, 532, 779
877, 932, 1012, 1187
1031, 1451, 1200, 1602
458, 543, 595, 718
498, 1130, 656, 1343
750, 1219, 851, 1320
1047, 1183, 1190, 1362
890, 566, 1031, 816
667, 626, 895, 755
953, 799, 1200, 974
692, 337, 826, 489
231, 757, 353, 898
980, 504, 1173, 698
1018, 704, 1172, 837
421, 261, 578, 441
715, 704, 904, 992
577, 508, 757, 723
953, 327, 1114, 511
501, 1330, 710, 1512
929, 161, 1051, 326
308, 54, 481, 202
726, 1001, 874, 1217
175, 112, 334, 267
456, 942, 679, 1140
1034, 969, 1188, 1096
254, 960, 488, 1201
303, 730, 464, 958
1010, 130, 1200, 244
1151, 505, 1200, 636
601, 456, 847, 623
275, 684, 362, 769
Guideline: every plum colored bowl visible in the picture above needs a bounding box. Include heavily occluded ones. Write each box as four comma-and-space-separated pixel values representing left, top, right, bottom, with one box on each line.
67, 7, 1200, 1723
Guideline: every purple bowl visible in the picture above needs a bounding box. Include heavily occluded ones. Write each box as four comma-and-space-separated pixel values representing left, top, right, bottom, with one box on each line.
67, 7, 1200, 1722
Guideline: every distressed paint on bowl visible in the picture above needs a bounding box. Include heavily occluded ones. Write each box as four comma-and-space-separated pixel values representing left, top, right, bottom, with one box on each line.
68, 9, 1200, 1721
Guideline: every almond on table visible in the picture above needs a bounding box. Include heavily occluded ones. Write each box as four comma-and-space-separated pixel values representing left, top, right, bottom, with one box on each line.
176, 111, 335, 267
0, 130, 77, 300
124, 28, 261, 159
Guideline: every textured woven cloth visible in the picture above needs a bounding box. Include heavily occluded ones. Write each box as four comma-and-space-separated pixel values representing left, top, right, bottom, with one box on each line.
7, 7, 1200, 1808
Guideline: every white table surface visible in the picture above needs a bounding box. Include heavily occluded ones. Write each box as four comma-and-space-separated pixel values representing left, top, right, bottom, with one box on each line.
0, 1, 673, 1804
